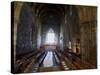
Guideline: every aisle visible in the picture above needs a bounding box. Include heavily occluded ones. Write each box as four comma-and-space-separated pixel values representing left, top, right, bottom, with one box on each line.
43, 51, 53, 67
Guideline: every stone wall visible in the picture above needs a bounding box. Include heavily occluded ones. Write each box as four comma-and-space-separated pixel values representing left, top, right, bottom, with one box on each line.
16, 3, 37, 55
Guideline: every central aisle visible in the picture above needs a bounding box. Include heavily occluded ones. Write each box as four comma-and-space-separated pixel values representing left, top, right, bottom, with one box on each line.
43, 51, 53, 67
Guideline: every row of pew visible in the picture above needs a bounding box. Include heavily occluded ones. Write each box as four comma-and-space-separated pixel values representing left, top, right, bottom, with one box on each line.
14, 50, 47, 73
55, 49, 96, 70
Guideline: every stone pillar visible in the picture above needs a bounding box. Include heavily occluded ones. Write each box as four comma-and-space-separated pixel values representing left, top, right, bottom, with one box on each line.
13, 2, 23, 64
37, 15, 42, 49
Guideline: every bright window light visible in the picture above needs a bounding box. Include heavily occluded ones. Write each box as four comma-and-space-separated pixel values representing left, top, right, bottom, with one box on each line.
45, 29, 56, 45
46, 33, 55, 44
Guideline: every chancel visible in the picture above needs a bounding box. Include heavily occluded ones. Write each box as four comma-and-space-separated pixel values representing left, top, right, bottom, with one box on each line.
11, 1, 97, 74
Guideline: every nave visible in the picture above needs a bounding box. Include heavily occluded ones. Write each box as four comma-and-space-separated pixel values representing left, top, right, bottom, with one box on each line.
12, 2, 97, 73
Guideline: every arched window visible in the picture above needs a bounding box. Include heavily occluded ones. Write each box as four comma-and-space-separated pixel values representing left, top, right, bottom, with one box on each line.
45, 28, 56, 45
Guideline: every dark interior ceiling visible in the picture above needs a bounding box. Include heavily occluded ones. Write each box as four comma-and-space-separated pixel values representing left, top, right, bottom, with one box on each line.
35, 3, 65, 25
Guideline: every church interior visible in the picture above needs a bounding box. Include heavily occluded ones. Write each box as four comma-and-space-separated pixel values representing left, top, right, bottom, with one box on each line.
11, 2, 97, 73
